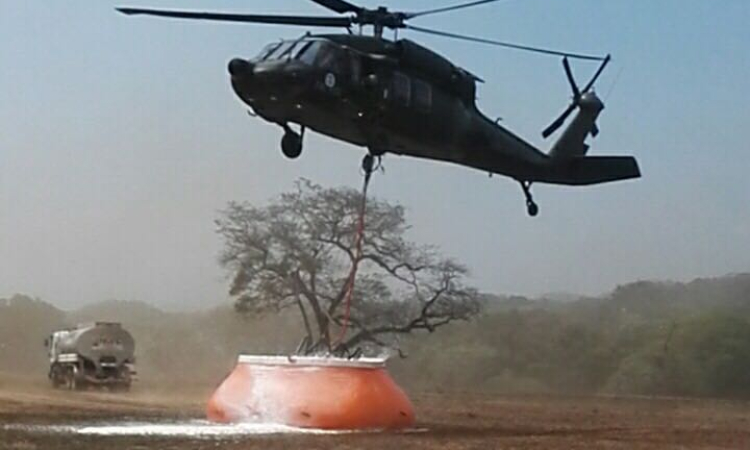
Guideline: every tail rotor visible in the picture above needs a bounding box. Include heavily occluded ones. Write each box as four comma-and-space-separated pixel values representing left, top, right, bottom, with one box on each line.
542, 54, 611, 139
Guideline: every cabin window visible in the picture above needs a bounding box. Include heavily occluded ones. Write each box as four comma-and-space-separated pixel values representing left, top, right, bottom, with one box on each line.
349, 53, 362, 84
392, 72, 411, 106
412, 78, 432, 111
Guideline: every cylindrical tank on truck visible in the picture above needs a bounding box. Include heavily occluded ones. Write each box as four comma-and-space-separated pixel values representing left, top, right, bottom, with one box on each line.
45, 322, 136, 391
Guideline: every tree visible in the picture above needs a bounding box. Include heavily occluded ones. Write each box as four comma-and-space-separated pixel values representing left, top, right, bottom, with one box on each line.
216, 179, 481, 356
671, 312, 750, 398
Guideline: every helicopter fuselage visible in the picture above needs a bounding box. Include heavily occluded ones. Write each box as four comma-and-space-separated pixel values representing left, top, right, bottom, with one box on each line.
230, 34, 553, 181
117, 2, 640, 216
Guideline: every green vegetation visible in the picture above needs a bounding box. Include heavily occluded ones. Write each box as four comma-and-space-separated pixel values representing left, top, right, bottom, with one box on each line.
1, 274, 750, 399
391, 274, 750, 398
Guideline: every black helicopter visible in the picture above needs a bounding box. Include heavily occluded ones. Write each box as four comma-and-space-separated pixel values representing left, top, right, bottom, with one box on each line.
117, 0, 640, 216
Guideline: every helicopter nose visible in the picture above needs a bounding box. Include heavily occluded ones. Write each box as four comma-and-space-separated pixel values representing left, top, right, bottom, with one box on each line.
228, 58, 253, 77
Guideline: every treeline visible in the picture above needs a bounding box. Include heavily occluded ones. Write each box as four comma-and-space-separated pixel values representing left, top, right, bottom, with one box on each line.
2, 273, 750, 399
391, 274, 750, 399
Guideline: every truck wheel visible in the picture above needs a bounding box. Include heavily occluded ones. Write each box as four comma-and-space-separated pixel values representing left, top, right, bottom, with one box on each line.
67, 367, 79, 391
114, 368, 132, 393
49, 367, 61, 388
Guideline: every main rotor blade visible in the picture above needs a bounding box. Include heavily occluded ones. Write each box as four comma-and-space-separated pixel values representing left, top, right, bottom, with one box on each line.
116, 7, 353, 28
562, 57, 581, 98
406, 0, 505, 19
406, 25, 607, 61
308, 0, 362, 14
542, 104, 576, 138
581, 54, 612, 93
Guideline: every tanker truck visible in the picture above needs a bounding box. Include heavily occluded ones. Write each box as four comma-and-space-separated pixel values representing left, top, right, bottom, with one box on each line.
45, 322, 136, 391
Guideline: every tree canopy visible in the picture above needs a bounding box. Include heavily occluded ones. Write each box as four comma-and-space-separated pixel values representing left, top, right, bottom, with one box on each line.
216, 179, 481, 355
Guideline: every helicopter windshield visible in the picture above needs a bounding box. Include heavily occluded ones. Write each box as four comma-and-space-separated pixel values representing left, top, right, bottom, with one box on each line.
255, 41, 301, 61
255, 43, 281, 61
254, 39, 346, 71
267, 42, 296, 60
296, 41, 322, 65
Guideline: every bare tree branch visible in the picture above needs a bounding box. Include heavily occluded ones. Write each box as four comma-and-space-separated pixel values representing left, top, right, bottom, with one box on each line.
216, 179, 481, 356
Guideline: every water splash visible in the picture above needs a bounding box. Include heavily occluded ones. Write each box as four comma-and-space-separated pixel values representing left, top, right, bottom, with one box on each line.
3, 420, 359, 438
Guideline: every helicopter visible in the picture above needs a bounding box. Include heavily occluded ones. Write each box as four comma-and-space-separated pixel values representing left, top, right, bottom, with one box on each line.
116, 0, 640, 216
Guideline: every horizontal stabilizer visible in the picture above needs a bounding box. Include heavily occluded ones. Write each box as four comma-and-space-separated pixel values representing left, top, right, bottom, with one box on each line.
539, 156, 641, 186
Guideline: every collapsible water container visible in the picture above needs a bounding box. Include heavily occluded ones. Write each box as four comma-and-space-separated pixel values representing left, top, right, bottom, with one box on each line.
207, 355, 415, 430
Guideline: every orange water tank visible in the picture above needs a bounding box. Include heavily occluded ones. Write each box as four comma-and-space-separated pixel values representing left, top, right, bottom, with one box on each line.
206, 355, 415, 430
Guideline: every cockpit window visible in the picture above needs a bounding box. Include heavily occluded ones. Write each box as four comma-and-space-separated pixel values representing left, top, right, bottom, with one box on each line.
293, 41, 314, 60
316, 43, 346, 73
295, 41, 346, 73
273, 42, 297, 59
297, 41, 323, 66
278, 42, 300, 59
265, 42, 295, 61
258, 39, 347, 70
256, 43, 281, 61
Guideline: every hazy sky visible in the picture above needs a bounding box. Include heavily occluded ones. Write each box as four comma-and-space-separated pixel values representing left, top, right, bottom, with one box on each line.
1, 0, 748, 310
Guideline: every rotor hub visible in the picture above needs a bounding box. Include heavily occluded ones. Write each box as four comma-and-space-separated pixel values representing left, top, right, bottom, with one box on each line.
354, 7, 407, 30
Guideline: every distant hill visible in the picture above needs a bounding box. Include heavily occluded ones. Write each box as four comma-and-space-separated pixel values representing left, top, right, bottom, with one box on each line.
607, 273, 750, 313
70, 299, 168, 327
2, 272, 749, 398
0, 295, 66, 374
0, 295, 302, 384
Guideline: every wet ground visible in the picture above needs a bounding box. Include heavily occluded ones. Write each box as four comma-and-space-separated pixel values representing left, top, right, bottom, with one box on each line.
1, 381, 750, 449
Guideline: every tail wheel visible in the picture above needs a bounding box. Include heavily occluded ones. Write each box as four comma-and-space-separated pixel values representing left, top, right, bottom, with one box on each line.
518, 181, 540, 217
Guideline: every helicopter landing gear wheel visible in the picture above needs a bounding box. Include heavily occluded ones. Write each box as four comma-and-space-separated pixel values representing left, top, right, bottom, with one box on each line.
519, 180, 539, 217
361, 152, 383, 178
280, 125, 303, 159
526, 200, 539, 217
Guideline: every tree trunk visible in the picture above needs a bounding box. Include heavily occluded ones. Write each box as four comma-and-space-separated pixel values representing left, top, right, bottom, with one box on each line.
293, 271, 331, 350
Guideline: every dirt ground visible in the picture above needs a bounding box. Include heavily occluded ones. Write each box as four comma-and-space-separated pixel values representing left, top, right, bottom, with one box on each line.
1, 376, 749, 449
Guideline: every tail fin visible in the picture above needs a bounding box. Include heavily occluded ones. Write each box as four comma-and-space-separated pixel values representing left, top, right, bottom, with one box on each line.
541, 91, 640, 185
548, 91, 603, 160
